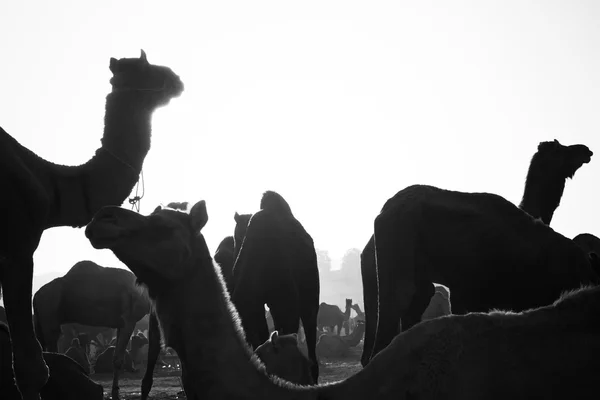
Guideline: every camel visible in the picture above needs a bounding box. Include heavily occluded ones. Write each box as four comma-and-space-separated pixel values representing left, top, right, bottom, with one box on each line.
0, 50, 183, 400
1, 323, 104, 400
365, 184, 599, 365
317, 299, 352, 335
255, 330, 314, 385
33, 261, 151, 399
518, 139, 592, 225
85, 200, 600, 399
316, 320, 366, 358
214, 235, 235, 294
231, 191, 320, 382
360, 139, 593, 366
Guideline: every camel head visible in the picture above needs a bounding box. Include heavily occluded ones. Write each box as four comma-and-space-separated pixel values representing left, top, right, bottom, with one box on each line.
109, 49, 184, 107
536, 139, 593, 179
345, 298, 353, 309
85, 200, 209, 288
233, 212, 252, 259
254, 330, 314, 385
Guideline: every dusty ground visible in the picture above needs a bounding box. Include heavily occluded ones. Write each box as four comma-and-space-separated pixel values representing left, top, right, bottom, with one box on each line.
95, 344, 364, 399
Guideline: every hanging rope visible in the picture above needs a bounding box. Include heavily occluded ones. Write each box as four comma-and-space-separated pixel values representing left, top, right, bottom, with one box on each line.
128, 170, 145, 212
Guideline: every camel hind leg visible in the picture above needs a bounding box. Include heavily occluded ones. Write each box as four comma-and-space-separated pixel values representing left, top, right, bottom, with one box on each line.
360, 235, 377, 366
0, 256, 49, 400
141, 311, 161, 400
111, 322, 135, 400
370, 210, 419, 361
300, 304, 319, 382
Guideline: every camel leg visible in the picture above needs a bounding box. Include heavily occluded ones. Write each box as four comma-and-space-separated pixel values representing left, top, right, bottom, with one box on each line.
111, 323, 135, 400
300, 307, 319, 382
0, 257, 49, 400
141, 311, 160, 400
361, 235, 378, 366
370, 213, 417, 362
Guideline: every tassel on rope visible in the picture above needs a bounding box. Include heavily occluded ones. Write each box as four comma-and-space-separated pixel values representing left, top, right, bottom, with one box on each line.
129, 170, 145, 213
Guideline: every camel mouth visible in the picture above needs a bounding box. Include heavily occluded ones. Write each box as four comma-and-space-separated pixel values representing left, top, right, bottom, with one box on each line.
85, 219, 124, 249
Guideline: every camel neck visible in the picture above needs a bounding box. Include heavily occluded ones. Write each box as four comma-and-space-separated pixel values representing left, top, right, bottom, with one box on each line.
100, 91, 153, 173
158, 258, 318, 400
42, 91, 155, 229
519, 164, 565, 225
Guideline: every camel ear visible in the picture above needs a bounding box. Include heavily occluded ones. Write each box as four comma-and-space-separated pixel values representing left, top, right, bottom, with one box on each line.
152, 205, 162, 214
270, 330, 279, 344
190, 200, 208, 233
109, 57, 119, 73
140, 49, 148, 64
234, 212, 241, 223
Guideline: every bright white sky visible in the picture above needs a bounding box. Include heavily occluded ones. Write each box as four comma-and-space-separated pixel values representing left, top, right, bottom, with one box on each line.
1, 1, 599, 280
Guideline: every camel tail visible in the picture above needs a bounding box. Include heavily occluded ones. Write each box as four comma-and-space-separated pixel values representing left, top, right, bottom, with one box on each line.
32, 298, 46, 350
260, 191, 293, 215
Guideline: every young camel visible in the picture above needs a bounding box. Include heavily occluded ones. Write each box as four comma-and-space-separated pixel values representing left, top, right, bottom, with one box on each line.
0, 50, 183, 400
84, 200, 600, 399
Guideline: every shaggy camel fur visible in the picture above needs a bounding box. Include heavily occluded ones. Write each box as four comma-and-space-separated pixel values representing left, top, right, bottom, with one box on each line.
519, 139, 592, 225
361, 140, 593, 366
232, 191, 320, 381
366, 184, 599, 364
33, 261, 150, 398
0, 50, 182, 400
85, 200, 600, 399
1, 323, 103, 400
317, 299, 352, 335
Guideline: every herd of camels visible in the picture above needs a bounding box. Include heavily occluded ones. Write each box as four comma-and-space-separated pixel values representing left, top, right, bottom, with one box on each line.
1, 50, 600, 400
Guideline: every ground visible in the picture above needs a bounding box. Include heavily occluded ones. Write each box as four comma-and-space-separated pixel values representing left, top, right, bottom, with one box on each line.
94, 344, 364, 399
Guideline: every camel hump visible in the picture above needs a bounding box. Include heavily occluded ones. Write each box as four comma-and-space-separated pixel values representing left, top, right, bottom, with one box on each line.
260, 191, 293, 216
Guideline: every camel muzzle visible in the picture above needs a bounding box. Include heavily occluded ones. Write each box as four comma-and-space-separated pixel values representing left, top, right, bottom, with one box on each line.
85, 206, 146, 248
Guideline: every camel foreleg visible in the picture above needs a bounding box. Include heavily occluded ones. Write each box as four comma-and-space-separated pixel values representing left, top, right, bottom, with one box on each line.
111, 322, 135, 400
141, 311, 160, 400
0, 256, 49, 400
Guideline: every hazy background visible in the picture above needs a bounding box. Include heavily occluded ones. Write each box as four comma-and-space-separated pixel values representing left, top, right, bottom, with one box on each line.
2, 1, 599, 310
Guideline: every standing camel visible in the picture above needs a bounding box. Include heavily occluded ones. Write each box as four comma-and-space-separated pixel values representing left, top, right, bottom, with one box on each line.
33, 261, 150, 399
366, 184, 599, 364
85, 200, 600, 399
232, 191, 320, 382
317, 299, 352, 335
361, 139, 593, 366
0, 50, 183, 400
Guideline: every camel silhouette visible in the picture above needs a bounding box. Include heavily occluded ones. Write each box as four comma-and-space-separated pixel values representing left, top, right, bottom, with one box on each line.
1, 323, 103, 400
85, 200, 600, 398
366, 185, 599, 364
214, 235, 235, 294
317, 299, 352, 335
231, 191, 320, 382
519, 139, 592, 225
254, 330, 314, 385
316, 319, 366, 358
33, 261, 150, 399
0, 50, 183, 400
361, 139, 594, 365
